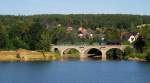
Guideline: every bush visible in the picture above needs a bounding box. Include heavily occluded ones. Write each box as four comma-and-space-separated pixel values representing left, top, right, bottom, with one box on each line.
124, 53, 146, 60
124, 46, 135, 55
145, 50, 150, 61
124, 46, 146, 59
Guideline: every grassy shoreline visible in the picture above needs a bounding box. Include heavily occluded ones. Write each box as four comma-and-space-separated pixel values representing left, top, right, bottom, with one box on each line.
0, 49, 148, 62
0, 49, 56, 62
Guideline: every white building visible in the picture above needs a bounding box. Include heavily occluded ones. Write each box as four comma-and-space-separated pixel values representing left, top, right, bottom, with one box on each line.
128, 35, 136, 44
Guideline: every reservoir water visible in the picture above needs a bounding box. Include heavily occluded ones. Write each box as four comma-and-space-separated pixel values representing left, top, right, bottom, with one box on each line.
0, 60, 150, 83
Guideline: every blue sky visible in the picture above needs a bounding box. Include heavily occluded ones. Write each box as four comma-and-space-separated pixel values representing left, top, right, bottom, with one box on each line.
0, 0, 150, 15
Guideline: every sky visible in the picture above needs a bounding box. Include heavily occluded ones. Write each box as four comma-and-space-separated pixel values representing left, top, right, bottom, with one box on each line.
0, 0, 150, 15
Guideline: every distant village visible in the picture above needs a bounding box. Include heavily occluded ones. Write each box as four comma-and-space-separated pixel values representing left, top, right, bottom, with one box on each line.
56, 24, 148, 45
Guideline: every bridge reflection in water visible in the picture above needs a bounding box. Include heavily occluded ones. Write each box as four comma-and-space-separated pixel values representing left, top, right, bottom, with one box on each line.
51, 45, 130, 60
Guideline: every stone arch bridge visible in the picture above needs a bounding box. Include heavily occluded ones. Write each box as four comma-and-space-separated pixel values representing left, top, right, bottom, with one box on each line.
51, 45, 130, 60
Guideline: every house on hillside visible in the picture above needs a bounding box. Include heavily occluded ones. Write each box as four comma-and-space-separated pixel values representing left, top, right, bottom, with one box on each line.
128, 35, 136, 44
78, 27, 94, 39
120, 32, 139, 44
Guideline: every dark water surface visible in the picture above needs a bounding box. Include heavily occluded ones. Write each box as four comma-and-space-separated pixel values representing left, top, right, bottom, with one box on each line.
0, 60, 150, 83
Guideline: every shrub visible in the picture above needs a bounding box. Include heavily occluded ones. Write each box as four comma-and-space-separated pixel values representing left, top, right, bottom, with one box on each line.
124, 46, 135, 55
145, 49, 150, 61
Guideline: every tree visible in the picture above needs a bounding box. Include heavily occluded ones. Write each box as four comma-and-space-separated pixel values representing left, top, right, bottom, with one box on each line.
1, 14, 150, 50
38, 30, 51, 51
50, 26, 67, 45
0, 25, 10, 49
137, 25, 150, 60
105, 28, 120, 41
133, 36, 145, 53
139, 25, 150, 47
13, 37, 29, 49
27, 22, 45, 50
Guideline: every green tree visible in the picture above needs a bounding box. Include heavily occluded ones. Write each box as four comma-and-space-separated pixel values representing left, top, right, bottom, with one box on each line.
50, 26, 67, 45
13, 37, 29, 49
38, 30, 51, 51
27, 22, 45, 50
0, 25, 10, 49
138, 25, 150, 60
105, 28, 120, 41
139, 25, 150, 47
133, 36, 145, 53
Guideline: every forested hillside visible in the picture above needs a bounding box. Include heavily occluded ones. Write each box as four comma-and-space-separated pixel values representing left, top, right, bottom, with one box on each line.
0, 14, 150, 51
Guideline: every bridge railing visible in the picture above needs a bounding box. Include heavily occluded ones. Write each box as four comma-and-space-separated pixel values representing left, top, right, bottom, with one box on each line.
51, 44, 130, 47
53, 42, 100, 46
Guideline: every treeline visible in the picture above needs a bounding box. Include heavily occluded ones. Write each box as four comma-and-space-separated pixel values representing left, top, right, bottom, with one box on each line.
0, 14, 150, 51
1, 14, 150, 30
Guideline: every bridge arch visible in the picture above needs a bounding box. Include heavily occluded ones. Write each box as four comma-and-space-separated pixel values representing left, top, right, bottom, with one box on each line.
84, 48, 102, 58
53, 48, 59, 52
62, 48, 81, 57
51, 47, 62, 56
106, 48, 124, 60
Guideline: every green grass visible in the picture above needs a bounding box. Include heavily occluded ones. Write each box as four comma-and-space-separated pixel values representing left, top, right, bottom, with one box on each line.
51, 52, 61, 60
124, 53, 146, 59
